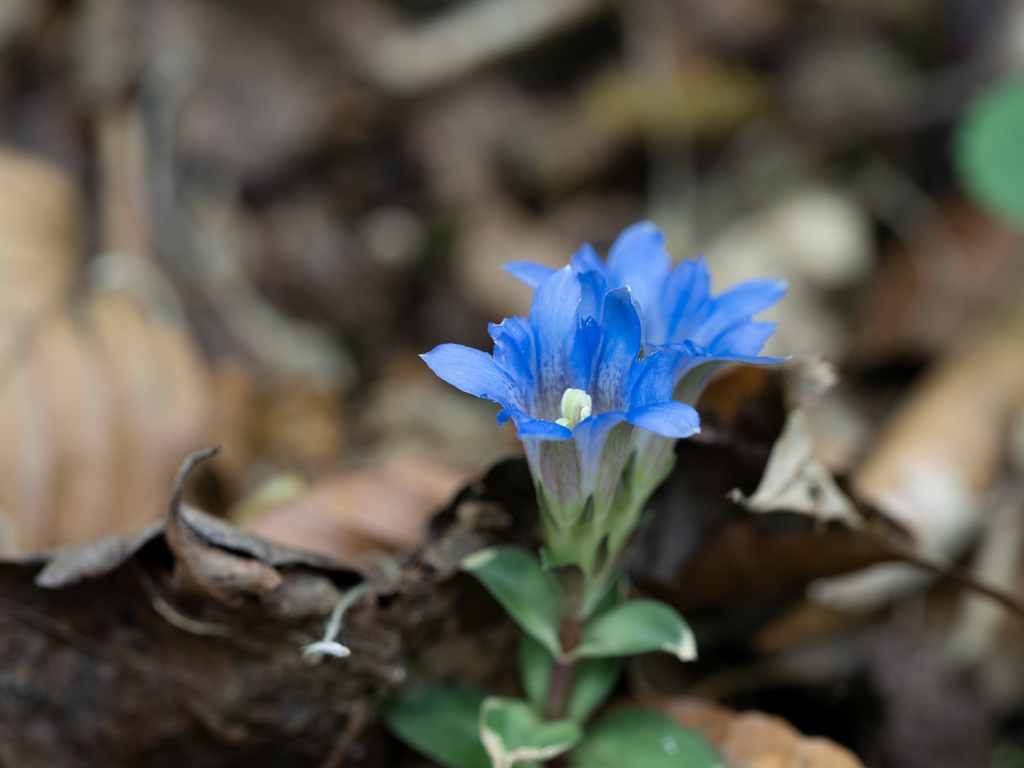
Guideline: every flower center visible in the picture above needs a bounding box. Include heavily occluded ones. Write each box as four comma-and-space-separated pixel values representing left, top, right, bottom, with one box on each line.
555, 388, 592, 430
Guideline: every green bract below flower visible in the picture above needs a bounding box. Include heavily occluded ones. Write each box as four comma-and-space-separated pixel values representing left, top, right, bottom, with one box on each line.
422, 223, 784, 611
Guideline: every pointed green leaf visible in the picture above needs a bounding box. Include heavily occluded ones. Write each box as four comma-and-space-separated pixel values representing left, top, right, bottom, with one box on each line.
569, 709, 723, 768
384, 684, 490, 768
570, 599, 696, 661
480, 697, 582, 768
462, 546, 563, 656
519, 635, 621, 723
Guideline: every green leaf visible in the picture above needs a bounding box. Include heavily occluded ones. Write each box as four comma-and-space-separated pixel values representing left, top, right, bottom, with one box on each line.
589, 572, 624, 617
570, 599, 696, 661
480, 697, 582, 768
955, 74, 1024, 224
519, 635, 621, 723
384, 684, 490, 768
519, 635, 551, 712
566, 656, 620, 722
462, 546, 564, 656
569, 709, 723, 768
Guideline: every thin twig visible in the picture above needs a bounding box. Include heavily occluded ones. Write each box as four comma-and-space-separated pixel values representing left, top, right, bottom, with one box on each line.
893, 543, 1024, 619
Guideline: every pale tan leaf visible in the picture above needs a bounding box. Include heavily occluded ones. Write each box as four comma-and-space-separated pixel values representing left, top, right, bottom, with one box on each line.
243, 459, 474, 565
642, 695, 868, 768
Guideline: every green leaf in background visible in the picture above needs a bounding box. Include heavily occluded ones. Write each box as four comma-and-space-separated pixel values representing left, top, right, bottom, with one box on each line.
462, 546, 564, 656
384, 684, 490, 768
519, 635, 621, 722
480, 696, 582, 768
569, 709, 723, 768
993, 742, 1024, 768
570, 599, 696, 661
955, 74, 1024, 224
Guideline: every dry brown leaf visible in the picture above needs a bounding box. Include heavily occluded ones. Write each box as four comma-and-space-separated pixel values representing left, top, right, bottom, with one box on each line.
242, 459, 475, 565
646, 696, 737, 745
730, 358, 862, 529
722, 712, 802, 768
38, 314, 117, 547
642, 695, 867, 768
0, 454, 529, 768
788, 738, 864, 768
0, 147, 213, 553
0, 349, 57, 552
850, 199, 1024, 365
0, 146, 76, 358
0, 147, 79, 552
813, 284, 1024, 611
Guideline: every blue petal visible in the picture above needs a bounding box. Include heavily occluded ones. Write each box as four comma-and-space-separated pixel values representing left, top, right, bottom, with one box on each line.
572, 410, 627, 455
698, 278, 786, 344
656, 340, 734, 386
661, 257, 711, 344
589, 287, 642, 413
626, 401, 700, 438
629, 290, 650, 352
571, 410, 631, 498
421, 344, 522, 410
574, 315, 601, 381
489, 316, 535, 407
627, 351, 675, 408
576, 269, 608, 322
716, 352, 789, 366
570, 243, 606, 275
605, 222, 672, 319
499, 408, 573, 440
504, 261, 556, 288
709, 320, 777, 356
530, 267, 584, 418
654, 341, 711, 367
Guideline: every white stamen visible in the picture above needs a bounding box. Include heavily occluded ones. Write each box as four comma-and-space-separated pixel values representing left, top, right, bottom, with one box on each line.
557, 388, 592, 430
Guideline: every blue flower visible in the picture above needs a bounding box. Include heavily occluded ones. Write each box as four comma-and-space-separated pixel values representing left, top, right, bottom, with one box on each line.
422, 267, 699, 599
421, 265, 699, 444
505, 221, 787, 404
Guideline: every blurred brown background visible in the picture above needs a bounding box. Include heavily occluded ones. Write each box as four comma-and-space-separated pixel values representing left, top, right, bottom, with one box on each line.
3, 1, 1024, 766
2, 0, 1022, 555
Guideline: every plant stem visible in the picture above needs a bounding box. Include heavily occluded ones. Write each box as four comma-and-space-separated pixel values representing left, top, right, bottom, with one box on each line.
544, 658, 574, 720
544, 617, 582, 720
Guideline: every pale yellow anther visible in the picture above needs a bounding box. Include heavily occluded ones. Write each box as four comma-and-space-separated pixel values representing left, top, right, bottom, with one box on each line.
555, 388, 592, 430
